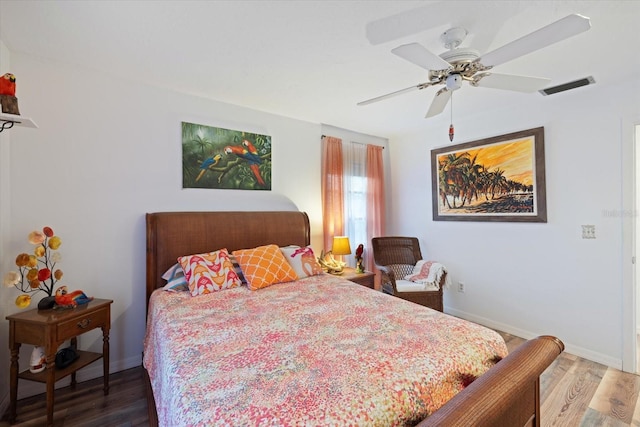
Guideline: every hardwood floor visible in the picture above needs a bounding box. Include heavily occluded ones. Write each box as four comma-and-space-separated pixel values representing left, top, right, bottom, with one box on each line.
500, 331, 640, 427
2, 331, 640, 426
0, 366, 149, 427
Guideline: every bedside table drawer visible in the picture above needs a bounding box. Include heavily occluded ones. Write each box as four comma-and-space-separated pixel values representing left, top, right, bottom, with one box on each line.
57, 309, 108, 341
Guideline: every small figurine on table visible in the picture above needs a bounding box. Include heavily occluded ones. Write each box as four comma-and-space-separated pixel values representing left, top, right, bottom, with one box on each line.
355, 243, 365, 273
54, 286, 94, 309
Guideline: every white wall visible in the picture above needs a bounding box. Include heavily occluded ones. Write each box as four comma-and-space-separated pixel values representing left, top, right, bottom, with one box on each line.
636, 126, 640, 332
389, 78, 640, 369
0, 39, 13, 414
0, 50, 328, 408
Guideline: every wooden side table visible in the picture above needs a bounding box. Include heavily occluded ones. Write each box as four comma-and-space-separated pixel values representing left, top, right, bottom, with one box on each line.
6, 298, 113, 426
341, 267, 375, 289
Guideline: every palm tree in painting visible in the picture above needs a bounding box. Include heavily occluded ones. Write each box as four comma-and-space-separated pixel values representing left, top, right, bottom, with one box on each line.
439, 152, 472, 208
488, 169, 508, 200
462, 154, 484, 205
193, 134, 213, 158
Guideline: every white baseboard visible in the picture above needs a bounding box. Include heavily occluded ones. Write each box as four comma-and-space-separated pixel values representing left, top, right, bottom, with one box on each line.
0, 354, 142, 418
445, 306, 622, 370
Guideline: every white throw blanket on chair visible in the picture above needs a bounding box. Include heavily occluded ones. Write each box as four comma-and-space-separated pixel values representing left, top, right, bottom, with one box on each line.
403, 260, 450, 290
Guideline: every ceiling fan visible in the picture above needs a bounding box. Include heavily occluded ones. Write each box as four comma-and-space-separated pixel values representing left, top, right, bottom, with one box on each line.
358, 14, 591, 119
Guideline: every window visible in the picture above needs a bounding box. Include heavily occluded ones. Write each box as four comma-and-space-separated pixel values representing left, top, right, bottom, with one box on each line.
322, 135, 385, 272
344, 142, 367, 266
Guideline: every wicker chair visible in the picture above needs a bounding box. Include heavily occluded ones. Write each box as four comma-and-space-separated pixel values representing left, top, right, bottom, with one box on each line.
371, 236, 444, 311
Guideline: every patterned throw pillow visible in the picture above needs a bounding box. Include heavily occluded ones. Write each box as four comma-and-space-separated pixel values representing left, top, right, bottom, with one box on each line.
280, 245, 323, 278
178, 248, 243, 296
161, 263, 189, 292
232, 244, 298, 290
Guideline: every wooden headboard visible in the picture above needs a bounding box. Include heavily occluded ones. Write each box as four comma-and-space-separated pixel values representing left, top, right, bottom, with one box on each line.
145, 211, 311, 302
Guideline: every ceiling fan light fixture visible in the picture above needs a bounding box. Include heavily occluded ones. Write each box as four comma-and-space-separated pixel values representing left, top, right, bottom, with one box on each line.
446, 74, 463, 91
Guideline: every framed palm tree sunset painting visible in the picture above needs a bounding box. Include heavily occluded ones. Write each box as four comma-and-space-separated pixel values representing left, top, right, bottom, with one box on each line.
431, 127, 547, 222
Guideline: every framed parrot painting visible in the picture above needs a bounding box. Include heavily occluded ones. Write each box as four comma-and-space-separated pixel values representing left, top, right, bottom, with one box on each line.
182, 122, 271, 190
430, 127, 547, 222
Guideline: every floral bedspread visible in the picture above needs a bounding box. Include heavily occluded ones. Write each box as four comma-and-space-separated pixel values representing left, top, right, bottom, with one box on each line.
144, 274, 507, 426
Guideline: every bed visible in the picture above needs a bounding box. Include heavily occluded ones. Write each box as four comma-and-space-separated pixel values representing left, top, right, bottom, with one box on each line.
144, 211, 563, 426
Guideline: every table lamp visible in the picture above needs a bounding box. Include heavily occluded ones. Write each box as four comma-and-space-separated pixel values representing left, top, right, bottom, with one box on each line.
332, 236, 352, 262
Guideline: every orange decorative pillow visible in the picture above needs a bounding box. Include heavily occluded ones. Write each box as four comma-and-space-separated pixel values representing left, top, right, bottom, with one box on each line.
178, 248, 243, 296
232, 244, 298, 290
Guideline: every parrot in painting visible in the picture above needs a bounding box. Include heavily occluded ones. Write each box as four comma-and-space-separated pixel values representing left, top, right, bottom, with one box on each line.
224, 145, 265, 185
54, 286, 94, 308
0, 73, 16, 97
242, 139, 258, 155
195, 154, 222, 182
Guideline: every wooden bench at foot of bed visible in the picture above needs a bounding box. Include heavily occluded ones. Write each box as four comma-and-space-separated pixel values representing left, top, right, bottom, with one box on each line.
417, 335, 564, 427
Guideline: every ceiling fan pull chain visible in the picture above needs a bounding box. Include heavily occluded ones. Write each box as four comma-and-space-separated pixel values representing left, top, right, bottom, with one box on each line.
448, 92, 455, 142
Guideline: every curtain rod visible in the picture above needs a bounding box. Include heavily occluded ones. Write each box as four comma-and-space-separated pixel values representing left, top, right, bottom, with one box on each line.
321, 135, 384, 149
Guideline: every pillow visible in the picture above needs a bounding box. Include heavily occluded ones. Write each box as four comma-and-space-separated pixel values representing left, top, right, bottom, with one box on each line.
232, 244, 298, 290
161, 263, 189, 292
178, 248, 243, 296
279, 245, 324, 278
229, 254, 247, 285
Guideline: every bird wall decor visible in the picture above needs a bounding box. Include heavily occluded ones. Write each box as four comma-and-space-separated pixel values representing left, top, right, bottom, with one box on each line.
224, 141, 266, 185
0, 72, 20, 116
196, 154, 222, 182
0, 73, 16, 96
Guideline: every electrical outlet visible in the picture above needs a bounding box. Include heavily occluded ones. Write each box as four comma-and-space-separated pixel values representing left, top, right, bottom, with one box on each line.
582, 224, 596, 239
457, 282, 465, 293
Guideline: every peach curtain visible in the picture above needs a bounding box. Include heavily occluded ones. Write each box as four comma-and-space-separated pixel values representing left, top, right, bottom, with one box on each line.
366, 144, 385, 284
321, 136, 344, 252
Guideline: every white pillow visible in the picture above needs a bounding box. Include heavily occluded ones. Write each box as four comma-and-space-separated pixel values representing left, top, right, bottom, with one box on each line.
279, 245, 324, 278
161, 263, 188, 292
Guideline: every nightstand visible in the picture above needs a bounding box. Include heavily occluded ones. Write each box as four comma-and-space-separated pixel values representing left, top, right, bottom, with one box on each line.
6, 298, 113, 426
342, 267, 375, 289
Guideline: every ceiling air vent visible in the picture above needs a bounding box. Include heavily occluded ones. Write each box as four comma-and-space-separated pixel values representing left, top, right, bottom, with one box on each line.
539, 76, 595, 96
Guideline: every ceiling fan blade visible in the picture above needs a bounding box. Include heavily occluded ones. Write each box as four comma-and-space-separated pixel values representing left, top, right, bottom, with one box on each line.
474, 73, 551, 92
426, 89, 452, 118
392, 43, 451, 71
479, 14, 591, 67
357, 83, 429, 106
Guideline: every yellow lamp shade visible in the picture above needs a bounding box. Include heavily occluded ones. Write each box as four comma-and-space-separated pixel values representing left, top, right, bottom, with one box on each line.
332, 236, 352, 256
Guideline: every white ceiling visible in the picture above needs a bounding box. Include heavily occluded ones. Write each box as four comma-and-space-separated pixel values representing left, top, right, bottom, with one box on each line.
1, 1, 639, 139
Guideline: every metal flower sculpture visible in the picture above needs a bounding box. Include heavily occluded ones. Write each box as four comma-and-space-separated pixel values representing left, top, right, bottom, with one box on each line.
3, 226, 63, 308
